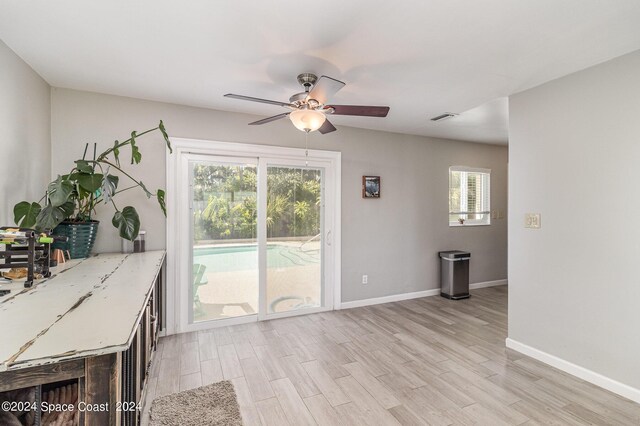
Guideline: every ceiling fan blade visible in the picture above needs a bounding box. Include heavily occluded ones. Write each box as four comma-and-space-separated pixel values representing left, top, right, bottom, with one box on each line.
318, 119, 337, 134
248, 112, 290, 125
327, 105, 390, 117
307, 76, 346, 104
224, 93, 294, 108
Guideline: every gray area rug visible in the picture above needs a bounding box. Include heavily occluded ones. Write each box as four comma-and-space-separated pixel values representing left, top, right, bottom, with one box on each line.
150, 381, 243, 426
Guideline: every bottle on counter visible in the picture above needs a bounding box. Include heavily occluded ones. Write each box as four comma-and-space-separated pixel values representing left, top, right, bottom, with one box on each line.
133, 231, 146, 253
121, 238, 134, 254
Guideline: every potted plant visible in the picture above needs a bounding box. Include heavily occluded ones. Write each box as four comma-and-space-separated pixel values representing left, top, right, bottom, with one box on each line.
13, 120, 172, 258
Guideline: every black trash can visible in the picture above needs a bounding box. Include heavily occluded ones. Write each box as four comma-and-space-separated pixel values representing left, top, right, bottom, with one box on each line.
438, 250, 471, 300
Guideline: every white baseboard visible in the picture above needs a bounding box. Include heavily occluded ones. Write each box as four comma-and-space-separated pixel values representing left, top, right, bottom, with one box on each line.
340, 289, 441, 309
470, 278, 507, 290
506, 338, 640, 404
340, 278, 507, 310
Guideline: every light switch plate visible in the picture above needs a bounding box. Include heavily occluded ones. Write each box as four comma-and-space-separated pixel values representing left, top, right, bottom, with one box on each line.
525, 213, 541, 229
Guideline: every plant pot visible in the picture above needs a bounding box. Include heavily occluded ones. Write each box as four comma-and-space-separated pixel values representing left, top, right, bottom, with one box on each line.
51, 221, 99, 259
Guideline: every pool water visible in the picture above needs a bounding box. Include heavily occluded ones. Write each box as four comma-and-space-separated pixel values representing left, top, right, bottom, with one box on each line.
193, 244, 319, 273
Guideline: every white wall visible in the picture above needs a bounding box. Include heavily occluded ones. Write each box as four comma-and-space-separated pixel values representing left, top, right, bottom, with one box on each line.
509, 50, 640, 394
51, 88, 508, 303
0, 39, 50, 226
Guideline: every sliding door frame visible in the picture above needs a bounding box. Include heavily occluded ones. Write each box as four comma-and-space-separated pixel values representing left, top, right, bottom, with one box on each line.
166, 138, 342, 335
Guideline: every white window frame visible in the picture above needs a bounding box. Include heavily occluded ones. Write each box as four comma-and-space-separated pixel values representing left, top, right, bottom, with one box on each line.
449, 166, 491, 227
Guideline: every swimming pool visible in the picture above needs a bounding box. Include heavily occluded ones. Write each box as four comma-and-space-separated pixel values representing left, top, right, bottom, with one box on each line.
193, 244, 319, 273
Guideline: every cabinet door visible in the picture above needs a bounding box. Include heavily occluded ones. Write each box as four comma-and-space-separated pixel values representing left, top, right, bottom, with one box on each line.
144, 302, 151, 376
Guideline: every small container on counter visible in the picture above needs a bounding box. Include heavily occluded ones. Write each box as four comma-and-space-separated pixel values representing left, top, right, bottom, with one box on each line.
134, 231, 146, 253
121, 238, 134, 254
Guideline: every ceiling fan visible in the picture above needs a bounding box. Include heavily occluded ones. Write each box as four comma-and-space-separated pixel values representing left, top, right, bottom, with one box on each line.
224, 73, 390, 134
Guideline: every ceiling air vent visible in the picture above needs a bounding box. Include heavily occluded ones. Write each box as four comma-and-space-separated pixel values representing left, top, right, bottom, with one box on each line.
430, 112, 459, 122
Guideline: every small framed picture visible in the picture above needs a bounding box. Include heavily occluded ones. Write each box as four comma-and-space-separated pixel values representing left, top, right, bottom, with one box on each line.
362, 176, 381, 198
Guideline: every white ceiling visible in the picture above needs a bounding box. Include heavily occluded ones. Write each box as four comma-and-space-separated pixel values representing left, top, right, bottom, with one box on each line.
2, 1, 640, 145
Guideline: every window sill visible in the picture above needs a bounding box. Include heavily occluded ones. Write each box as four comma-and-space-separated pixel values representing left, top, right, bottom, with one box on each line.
449, 222, 491, 227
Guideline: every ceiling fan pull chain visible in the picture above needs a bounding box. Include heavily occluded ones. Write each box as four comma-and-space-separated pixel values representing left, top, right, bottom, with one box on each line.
305, 131, 309, 166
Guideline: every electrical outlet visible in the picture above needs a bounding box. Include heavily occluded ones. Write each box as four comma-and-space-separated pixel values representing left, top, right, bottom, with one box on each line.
498, 209, 505, 219
362, 275, 368, 284
491, 210, 498, 219
525, 213, 541, 229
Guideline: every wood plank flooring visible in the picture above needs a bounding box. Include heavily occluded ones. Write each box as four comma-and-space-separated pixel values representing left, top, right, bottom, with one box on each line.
141, 286, 640, 425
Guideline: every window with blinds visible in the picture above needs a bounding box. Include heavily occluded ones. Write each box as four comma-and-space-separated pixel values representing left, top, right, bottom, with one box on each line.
449, 166, 491, 226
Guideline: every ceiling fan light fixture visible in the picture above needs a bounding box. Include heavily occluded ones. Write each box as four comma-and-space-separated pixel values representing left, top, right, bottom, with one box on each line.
289, 108, 326, 133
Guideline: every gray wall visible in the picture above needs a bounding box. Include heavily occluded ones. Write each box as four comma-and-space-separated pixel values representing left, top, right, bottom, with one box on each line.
0, 39, 51, 226
509, 50, 640, 390
51, 88, 508, 303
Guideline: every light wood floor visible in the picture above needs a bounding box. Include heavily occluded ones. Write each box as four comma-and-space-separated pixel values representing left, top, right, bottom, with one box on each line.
142, 286, 640, 425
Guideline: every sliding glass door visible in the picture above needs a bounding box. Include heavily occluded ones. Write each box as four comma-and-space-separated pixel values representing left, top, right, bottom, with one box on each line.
265, 164, 324, 315
188, 156, 258, 323
177, 147, 338, 331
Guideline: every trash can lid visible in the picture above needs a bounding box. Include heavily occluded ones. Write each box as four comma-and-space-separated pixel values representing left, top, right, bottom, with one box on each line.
438, 250, 470, 259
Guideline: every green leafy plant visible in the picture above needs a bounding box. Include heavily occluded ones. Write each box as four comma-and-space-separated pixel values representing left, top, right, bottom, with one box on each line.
14, 120, 172, 240
192, 165, 321, 240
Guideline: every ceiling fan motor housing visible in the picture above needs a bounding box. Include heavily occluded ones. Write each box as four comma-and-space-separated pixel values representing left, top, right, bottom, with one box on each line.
289, 92, 308, 104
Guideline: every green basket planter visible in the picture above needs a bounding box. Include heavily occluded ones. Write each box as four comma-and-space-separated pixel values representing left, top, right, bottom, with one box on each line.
52, 221, 100, 259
